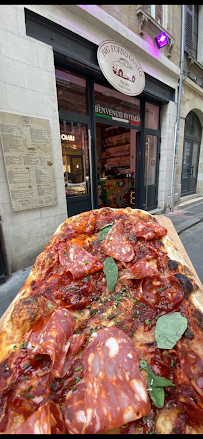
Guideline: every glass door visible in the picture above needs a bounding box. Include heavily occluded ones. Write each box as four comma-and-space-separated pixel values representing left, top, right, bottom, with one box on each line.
181, 140, 200, 196
144, 134, 159, 210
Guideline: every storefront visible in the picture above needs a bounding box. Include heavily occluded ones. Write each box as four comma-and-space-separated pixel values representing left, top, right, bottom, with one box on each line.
25, 8, 175, 217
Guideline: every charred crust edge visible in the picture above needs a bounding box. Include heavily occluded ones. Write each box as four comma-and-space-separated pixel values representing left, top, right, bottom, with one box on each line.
174, 273, 193, 300
167, 258, 179, 272
11, 295, 40, 324
191, 308, 203, 332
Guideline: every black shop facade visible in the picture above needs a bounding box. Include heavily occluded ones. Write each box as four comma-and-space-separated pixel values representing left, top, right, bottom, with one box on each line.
25, 9, 175, 217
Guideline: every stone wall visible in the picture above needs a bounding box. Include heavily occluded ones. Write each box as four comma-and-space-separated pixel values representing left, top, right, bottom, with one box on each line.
98, 5, 181, 68
0, 5, 67, 272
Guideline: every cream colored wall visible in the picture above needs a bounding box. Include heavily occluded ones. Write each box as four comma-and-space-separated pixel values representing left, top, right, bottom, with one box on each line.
0, 5, 67, 272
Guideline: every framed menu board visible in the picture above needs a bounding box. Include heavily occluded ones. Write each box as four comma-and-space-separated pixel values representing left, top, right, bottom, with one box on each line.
0, 112, 57, 211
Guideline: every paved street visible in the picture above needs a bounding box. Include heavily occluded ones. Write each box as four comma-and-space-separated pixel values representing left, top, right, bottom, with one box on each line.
0, 202, 203, 319
179, 221, 203, 285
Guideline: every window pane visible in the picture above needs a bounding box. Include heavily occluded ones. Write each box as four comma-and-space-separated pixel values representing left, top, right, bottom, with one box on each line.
60, 121, 90, 197
182, 141, 191, 178
185, 113, 193, 136
145, 102, 159, 130
194, 118, 201, 138
94, 83, 141, 127
191, 142, 199, 178
155, 5, 163, 25
145, 135, 157, 185
56, 69, 87, 115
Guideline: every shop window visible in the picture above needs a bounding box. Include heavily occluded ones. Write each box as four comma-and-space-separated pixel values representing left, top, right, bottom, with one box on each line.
143, 5, 165, 26
55, 69, 87, 115
145, 102, 159, 130
94, 83, 141, 126
185, 5, 198, 59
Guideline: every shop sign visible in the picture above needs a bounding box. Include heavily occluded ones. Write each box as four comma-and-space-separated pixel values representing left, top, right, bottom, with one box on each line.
97, 41, 145, 96
95, 105, 141, 125
61, 134, 75, 141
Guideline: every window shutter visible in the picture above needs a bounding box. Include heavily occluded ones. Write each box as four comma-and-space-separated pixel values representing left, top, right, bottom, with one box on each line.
185, 5, 194, 54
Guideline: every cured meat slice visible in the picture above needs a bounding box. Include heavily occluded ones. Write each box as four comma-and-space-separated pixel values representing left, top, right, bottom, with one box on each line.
64, 327, 150, 434
175, 342, 203, 424
27, 307, 75, 378
58, 242, 103, 280
120, 260, 159, 280
65, 381, 86, 434
95, 207, 122, 232
13, 400, 67, 434
103, 219, 134, 262
72, 211, 97, 235
141, 275, 184, 312
131, 220, 167, 241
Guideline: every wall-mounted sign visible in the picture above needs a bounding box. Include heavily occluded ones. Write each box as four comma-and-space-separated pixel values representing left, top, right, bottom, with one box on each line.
95, 105, 141, 125
0, 111, 57, 211
97, 41, 145, 96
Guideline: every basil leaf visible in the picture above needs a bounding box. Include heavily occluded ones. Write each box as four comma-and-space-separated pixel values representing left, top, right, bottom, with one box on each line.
99, 222, 115, 241
103, 257, 118, 292
150, 386, 165, 408
139, 360, 174, 408
140, 360, 174, 388
155, 312, 187, 349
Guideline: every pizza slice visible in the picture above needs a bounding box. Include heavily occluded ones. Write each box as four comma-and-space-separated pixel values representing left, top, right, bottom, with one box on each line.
0, 207, 203, 434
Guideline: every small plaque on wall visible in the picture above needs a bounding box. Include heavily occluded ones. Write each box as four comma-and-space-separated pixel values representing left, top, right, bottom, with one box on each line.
0, 112, 57, 211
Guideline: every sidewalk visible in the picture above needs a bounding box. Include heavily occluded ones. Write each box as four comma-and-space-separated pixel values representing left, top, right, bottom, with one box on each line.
1, 201, 203, 319
161, 200, 203, 234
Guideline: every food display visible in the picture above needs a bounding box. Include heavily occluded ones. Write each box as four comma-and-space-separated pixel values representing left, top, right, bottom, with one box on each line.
0, 207, 203, 434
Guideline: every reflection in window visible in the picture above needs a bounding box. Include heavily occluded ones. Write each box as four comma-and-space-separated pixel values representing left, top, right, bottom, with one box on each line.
94, 83, 141, 126
182, 141, 191, 178
60, 121, 90, 197
191, 143, 199, 178
144, 135, 157, 185
56, 69, 87, 115
145, 102, 159, 130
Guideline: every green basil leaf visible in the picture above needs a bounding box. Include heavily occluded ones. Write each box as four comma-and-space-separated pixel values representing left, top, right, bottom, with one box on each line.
103, 257, 118, 292
139, 360, 174, 408
99, 222, 115, 240
155, 312, 188, 349
140, 360, 174, 388
150, 386, 165, 408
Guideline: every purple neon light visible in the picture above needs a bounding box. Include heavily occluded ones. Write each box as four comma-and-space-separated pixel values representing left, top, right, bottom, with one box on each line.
155, 32, 168, 49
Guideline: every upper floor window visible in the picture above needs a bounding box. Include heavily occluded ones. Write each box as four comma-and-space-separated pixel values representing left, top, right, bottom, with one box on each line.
143, 5, 164, 27
185, 4, 198, 59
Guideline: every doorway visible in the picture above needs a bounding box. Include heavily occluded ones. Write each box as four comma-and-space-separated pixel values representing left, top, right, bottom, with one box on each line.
181, 111, 202, 196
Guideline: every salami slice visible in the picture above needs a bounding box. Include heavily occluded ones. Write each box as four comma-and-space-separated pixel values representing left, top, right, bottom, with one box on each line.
141, 275, 185, 311
13, 400, 67, 434
27, 307, 75, 378
120, 260, 159, 280
58, 242, 103, 280
64, 327, 150, 434
103, 219, 134, 262
131, 220, 167, 241
175, 342, 203, 425
72, 211, 97, 235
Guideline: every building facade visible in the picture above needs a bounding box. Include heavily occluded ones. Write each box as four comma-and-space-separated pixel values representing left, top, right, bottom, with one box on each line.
0, 5, 203, 273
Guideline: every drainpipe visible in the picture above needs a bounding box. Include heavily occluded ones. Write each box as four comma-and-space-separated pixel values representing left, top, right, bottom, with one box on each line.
170, 4, 185, 211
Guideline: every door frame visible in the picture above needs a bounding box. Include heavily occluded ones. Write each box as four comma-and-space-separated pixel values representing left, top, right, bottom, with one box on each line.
181, 137, 201, 196
181, 111, 202, 197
